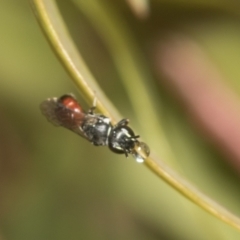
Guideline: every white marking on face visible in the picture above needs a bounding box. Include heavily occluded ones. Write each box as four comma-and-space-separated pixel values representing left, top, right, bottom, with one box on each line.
113, 142, 121, 150
121, 128, 131, 137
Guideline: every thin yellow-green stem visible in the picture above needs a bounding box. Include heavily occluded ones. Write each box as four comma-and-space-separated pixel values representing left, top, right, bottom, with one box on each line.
145, 154, 240, 231
31, 0, 119, 121
32, 0, 240, 232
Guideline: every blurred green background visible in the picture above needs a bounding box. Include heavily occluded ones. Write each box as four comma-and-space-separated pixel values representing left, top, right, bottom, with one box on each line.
1, 0, 240, 239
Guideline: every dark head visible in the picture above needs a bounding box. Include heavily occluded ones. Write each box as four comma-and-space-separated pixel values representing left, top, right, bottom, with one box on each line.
108, 125, 139, 157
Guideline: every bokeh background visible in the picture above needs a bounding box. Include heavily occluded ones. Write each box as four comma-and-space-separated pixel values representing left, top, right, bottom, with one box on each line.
1, 0, 240, 239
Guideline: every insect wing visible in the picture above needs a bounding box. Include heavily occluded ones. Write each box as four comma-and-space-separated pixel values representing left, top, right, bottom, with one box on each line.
40, 97, 62, 126
40, 97, 87, 138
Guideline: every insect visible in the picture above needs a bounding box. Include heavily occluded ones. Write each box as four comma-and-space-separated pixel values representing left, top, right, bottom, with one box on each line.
40, 94, 145, 157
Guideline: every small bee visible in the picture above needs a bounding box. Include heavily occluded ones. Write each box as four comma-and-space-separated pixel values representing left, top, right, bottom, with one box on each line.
40, 94, 141, 157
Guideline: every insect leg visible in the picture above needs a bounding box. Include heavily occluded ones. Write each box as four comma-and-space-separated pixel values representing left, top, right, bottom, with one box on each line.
87, 96, 97, 114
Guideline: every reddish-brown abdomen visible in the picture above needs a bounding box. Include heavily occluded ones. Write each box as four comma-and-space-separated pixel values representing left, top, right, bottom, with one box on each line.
58, 95, 84, 113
